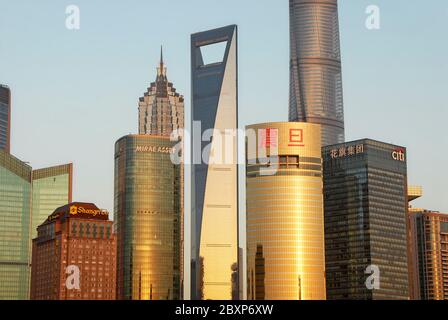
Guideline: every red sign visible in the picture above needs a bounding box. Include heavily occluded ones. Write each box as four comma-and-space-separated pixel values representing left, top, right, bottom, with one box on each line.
259, 128, 278, 148
392, 148, 406, 162
288, 129, 304, 147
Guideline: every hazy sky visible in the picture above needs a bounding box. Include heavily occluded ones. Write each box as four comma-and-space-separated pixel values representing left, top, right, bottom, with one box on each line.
1, 0, 446, 213
1, 0, 447, 299
1, 1, 447, 217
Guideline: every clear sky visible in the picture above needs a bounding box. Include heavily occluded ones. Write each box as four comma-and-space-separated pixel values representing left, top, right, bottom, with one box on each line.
1, 0, 447, 299
2, 0, 446, 210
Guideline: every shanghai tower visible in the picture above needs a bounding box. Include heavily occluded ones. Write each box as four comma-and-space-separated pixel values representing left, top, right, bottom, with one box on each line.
289, 0, 345, 146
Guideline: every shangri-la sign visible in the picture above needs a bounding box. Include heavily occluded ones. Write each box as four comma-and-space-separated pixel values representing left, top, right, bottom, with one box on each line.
70, 205, 108, 217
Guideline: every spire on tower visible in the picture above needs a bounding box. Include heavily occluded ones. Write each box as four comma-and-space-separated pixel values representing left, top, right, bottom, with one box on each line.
160, 45, 164, 66
157, 45, 166, 77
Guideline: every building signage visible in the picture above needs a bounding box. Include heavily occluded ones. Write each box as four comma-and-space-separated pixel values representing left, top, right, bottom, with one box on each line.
392, 148, 406, 162
258, 128, 305, 149
259, 128, 278, 148
69, 205, 109, 219
46, 205, 109, 222
288, 129, 304, 147
330, 144, 364, 159
47, 212, 60, 222
135, 145, 175, 154
137, 210, 160, 216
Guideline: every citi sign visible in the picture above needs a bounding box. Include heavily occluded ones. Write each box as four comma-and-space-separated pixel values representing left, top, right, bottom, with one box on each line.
392, 148, 406, 162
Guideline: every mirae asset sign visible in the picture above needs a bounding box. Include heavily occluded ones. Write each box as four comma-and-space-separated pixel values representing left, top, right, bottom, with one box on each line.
135, 146, 175, 154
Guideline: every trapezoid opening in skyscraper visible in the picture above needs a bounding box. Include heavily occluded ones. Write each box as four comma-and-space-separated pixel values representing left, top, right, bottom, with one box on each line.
190, 25, 239, 301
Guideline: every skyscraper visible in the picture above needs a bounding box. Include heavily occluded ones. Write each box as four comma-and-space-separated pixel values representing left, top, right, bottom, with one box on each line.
30, 202, 116, 300
138, 51, 185, 297
246, 122, 326, 300
409, 209, 448, 300
0, 149, 32, 300
138, 48, 184, 136
1, 149, 76, 300
0, 85, 11, 153
31, 163, 73, 239
289, 0, 345, 146
323, 139, 410, 299
191, 25, 239, 300
407, 185, 423, 300
115, 135, 182, 300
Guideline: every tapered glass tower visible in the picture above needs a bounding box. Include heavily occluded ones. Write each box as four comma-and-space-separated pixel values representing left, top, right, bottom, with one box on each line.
191, 25, 239, 300
289, 0, 345, 146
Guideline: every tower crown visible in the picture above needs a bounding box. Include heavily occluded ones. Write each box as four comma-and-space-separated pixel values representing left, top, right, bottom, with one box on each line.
138, 47, 184, 136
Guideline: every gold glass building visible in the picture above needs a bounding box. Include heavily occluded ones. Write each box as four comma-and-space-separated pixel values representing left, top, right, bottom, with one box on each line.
0, 149, 32, 300
138, 52, 185, 297
246, 122, 326, 300
1, 149, 75, 300
407, 185, 423, 300
114, 135, 181, 300
31, 164, 73, 239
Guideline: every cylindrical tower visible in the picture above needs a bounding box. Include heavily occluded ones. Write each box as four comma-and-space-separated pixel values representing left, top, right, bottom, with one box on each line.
289, 0, 345, 146
115, 135, 182, 300
246, 122, 326, 300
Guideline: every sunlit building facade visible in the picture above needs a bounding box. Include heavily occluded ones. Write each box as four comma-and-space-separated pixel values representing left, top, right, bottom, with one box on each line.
323, 139, 410, 299
115, 135, 181, 300
191, 25, 239, 300
407, 185, 423, 300
289, 0, 345, 146
138, 48, 184, 137
0, 85, 11, 153
246, 122, 326, 300
0, 149, 32, 300
30, 202, 116, 300
31, 164, 73, 239
138, 51, 185, 296
409, 209, 448, 300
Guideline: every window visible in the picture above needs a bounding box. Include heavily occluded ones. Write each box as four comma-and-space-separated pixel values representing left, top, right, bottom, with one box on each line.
441, 222, 448, 234
199, 41, 227, 66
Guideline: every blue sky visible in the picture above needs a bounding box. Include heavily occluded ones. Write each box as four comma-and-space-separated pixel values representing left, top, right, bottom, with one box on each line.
1, 0, 447, 216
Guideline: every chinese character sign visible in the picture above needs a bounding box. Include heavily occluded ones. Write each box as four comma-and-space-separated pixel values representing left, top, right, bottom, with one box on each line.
330, 144, 365, 159
288, 129, 304, 147
259, 128, 278, 148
